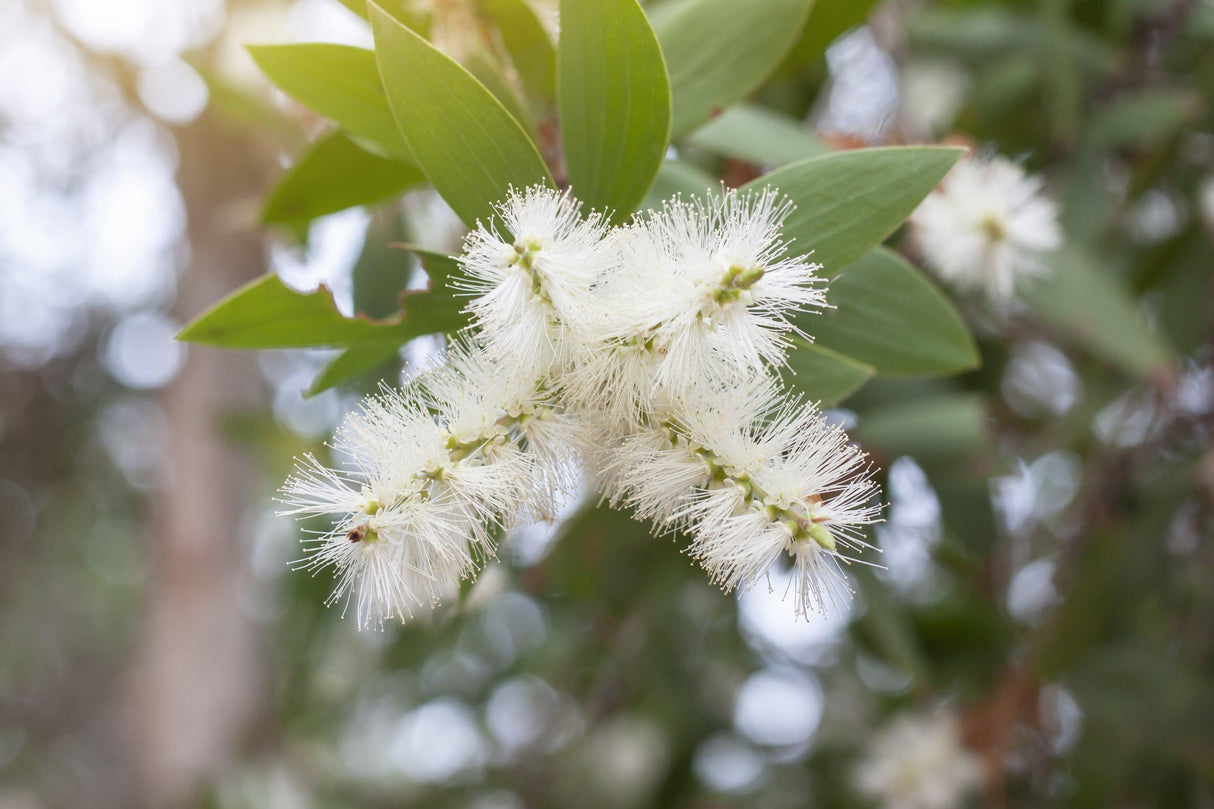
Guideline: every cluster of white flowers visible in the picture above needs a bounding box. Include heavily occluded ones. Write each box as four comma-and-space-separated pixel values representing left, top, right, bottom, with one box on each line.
909, 155, 1061, 300
281, 185, 882, 628
853, 712, 984, 809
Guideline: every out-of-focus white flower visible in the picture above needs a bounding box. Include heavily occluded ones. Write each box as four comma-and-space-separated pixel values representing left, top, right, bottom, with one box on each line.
854, 712, 983, 809
909, 155, 1062, 300
900, 62, 969, 137
607, 379, 881, 619
456, 186, 610, 375
565, 188, 826, 424
1199, 175, 1214, 233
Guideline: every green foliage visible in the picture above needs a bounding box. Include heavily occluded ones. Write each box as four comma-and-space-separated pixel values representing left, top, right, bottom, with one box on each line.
1023, 248, 1174, 379
807, 248, 979, 377
793, 0, 881, 65
249, 43, 412, 160
857, 392, 990, 460
780, 340, 874, 405
479, 0, 557, 109
308, 345, 402, 397
558, 0, 671, 216
686, 103, 827, 166
177, 274, 465, 349
369, 3, 553, 225
745, 146, 964, 272
652, 0, 816, 137
261, 130, 425, 225
640, 159, 718, 210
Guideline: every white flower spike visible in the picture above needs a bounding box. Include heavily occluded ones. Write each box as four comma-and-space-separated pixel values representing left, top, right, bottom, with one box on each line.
569, 188, 827, 421
456, 185, 611, 375
606, 379, 882, 618
280, 183, 885, 628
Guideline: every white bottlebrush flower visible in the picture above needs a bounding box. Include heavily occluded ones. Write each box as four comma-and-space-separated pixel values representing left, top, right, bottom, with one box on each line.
279, 443, 480, 630
909, 155, 1062, 300
607, 379, 881, 618
279, 183, 888, 627
278, 352, 548, 628
569, 188, 826, 418
417, 338, 585, 521
854, 712, 984, 809
456, 185, 611, 374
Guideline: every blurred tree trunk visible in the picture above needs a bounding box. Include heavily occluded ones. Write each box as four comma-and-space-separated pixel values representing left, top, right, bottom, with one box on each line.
126, 109, 276, 808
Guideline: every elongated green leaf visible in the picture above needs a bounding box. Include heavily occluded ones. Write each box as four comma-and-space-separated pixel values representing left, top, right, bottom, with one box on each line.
640, 159, 718, 211
857, 392, 989, 459
558, 0, 670, 217
336, 0, 432, 32
178, 275, 466, 349
308, 345, 403, 397
654, 0, 815, 137
781, 340, 874, 405
1085, 89, 1200, 150
1022, 248, 1174, 379
370, 4, 553, 226
262, 131, 425, 225
352, 211, 416, 319
479, 0, 557, 107
746, 146, 964, 273
335, 0, 368, 19
395, 246, 462, 287
249, 44, 410, 160
792, 0, 879, 64
686, 103, 826, 166
463, 49, 537, 138
805, 247, 979, 377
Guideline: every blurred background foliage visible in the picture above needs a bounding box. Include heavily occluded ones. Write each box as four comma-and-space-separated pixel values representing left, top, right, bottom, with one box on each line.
1, 0, 1213, 807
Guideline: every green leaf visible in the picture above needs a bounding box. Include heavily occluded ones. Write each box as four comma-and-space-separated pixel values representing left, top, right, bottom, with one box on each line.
685, 103, 826, 166
792, 0, 879, 64
856, 392, 989, 459
178, 275, 466, 349
745, 146, 964, 273
395, 246, 462, 288
1022, 248, 1174, 379
558, 0, 671, 216
352, 211, 416, 319
334, 0, 369, 20
1085, 89, 1201, 150
639, 159, 718, 211
806, 247, 979, 377
654, 0, 815, 137
337, 0, 432, 32
249, 44, 411, 161
370, 4, 553, 226
262, 131, 425, 225
307, 345, 403, 397
463, 49, 538, 138
478, 0, 557, 107
781, 340, 874, 406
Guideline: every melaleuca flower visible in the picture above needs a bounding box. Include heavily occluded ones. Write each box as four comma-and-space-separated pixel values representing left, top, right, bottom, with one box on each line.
417, 339, 585, 522
572, 188, 826, 411
279, 184, 886, 628
909, 155, 1062, 300
607, 379, 881, 618
853, 712, 983, 809
456, 185, 611, 374
278, 344, 567, 628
